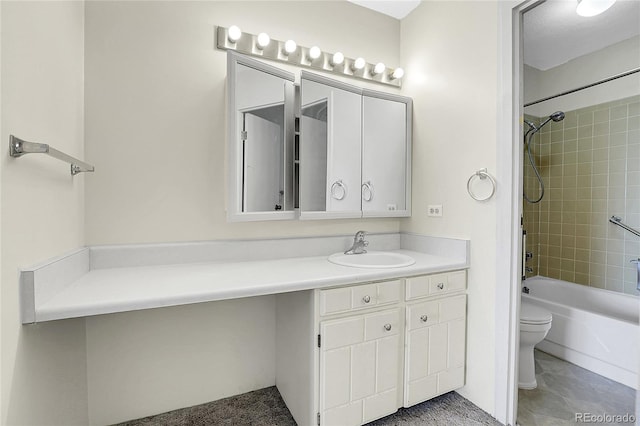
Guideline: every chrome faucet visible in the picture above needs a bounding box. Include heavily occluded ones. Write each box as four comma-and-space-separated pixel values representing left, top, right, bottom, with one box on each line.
345, 231, 368, 255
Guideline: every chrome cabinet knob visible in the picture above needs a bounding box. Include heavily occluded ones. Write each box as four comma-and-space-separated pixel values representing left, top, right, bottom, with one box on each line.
437, 283, 444, 290
363, 295, 371, 303
420, 315, 428, 322
384, 324, 392, 331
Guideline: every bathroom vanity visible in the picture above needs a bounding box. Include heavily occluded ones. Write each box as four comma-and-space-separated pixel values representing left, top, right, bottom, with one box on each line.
277, 269, 466, 425
19, 233, 468, 426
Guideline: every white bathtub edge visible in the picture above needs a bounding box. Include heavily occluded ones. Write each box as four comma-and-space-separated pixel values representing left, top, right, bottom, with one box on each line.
537, 340, 638, 390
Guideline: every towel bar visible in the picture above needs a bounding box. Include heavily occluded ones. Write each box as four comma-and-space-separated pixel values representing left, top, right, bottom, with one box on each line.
9, 135, 94, 175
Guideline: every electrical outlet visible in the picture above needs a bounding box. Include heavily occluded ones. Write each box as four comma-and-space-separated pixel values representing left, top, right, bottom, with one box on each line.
428, 204, 443, 217
387, 204, 397, 211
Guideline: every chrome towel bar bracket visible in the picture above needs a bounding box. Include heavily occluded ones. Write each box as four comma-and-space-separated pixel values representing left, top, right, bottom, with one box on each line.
609, 216, 640, 238
9, 135, 95, 176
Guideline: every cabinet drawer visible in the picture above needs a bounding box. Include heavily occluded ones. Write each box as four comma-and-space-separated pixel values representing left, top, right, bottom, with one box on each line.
407, 295, 466, 330
405, 270, 466, 301
352, 284, 378, 310
429, 270, 466, 296
365, 309, 401, 341
320, 280, 402, 316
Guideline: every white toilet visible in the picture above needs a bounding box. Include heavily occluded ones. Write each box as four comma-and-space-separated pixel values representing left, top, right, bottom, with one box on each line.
519, 301, 552, 389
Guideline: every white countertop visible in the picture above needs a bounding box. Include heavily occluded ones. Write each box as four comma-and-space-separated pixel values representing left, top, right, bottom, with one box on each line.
21, 233, 470, 323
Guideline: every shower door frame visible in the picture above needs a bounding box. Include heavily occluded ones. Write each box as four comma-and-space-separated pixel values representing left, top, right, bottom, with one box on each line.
495, 1, 544, 425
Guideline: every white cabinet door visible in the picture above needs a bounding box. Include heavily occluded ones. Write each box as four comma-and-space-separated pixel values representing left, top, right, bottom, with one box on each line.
319, 309, 402, 426
405, 295, 466, 407
300, 73, 362, 219
361, 92, 411, 217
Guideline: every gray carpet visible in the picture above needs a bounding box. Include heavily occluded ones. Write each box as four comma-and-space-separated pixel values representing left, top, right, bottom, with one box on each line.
116, 387, 500, 425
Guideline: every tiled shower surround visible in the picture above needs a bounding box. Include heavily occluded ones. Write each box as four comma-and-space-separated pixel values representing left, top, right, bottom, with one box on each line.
523, 95, 640, 296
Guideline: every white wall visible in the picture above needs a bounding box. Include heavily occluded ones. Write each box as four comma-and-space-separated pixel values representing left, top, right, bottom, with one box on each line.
0, 1, 508, 423
525, 35, 640, 117
84, 0, 402, 246
400, 1, 499, 416
86, 298, 277, 425
83, 2, 403, 424
0, 2, 88, 425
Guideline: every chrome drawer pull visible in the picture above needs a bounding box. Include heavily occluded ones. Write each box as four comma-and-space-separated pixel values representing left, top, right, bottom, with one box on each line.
330, 180, 347, 200
363, 295, 371, 303
420, 315, 428, 322
384, 324, 392, 331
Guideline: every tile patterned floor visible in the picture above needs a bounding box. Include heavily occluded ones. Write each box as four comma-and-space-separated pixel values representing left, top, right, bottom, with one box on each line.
117, 387, 500, 426
517, 350, 637, 426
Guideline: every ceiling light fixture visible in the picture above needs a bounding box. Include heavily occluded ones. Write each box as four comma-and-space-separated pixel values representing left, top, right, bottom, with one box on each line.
576, 0, 616, 17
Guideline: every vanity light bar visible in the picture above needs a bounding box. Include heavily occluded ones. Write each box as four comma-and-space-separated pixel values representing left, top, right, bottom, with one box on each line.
216, 26, 403, 88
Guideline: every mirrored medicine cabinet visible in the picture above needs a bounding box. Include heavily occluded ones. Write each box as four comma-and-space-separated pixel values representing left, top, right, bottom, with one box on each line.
227, 51, 412, 222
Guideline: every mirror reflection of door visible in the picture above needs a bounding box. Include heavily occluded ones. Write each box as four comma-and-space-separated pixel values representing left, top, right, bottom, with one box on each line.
241, 103, 285, 212
301, 99, 328, 211
233, 61, 292, 214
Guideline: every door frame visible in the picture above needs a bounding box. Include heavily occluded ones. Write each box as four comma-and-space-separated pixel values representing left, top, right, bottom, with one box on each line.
495, 1, 544, 425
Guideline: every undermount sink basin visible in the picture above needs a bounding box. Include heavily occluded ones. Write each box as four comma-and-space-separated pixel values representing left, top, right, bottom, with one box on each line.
328, 251, 416, 269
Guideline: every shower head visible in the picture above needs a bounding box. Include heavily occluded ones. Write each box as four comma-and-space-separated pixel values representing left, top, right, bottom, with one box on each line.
550, 111, 565, 122
524, 111, 566, 141
536, 111, 566, 131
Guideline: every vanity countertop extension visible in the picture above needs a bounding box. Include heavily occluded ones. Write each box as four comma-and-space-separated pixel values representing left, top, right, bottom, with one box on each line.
20, 233, 469, 324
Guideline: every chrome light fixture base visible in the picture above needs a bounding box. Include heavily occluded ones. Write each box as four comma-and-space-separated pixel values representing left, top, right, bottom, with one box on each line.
216, 26, 403, 88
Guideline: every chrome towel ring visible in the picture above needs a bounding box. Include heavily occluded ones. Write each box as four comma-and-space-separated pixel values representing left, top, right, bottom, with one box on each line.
467, 168, 496, 201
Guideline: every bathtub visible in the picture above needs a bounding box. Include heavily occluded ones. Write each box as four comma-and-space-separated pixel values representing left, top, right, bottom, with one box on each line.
522, 276, 639, 389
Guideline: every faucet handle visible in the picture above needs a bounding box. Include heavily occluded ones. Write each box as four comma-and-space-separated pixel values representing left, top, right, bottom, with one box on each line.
355, 230, 366, 240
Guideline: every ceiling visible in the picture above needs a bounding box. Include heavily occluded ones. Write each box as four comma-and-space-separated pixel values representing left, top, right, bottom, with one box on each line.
523, 0, 640, 70
349, 0, 639, 71
347, 0, 421, 19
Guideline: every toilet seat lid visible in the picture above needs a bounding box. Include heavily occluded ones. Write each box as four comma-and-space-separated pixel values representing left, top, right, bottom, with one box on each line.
520, 302, 552, 324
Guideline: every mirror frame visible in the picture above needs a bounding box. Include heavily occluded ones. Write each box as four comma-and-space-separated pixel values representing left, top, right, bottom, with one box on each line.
361, 88, 413, 218
226, 51, 296, 222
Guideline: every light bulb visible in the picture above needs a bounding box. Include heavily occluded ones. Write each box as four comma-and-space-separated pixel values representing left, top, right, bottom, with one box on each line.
284, 40, 297, 55
331, 52, 345, 66
227, 25, 242, 43
391, 67, 404, 80
309, 46, 321, 60
353, 57, 366, 71
257, 32, 270, 49
373, 62, 386, 75
576, 0, 616, 16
